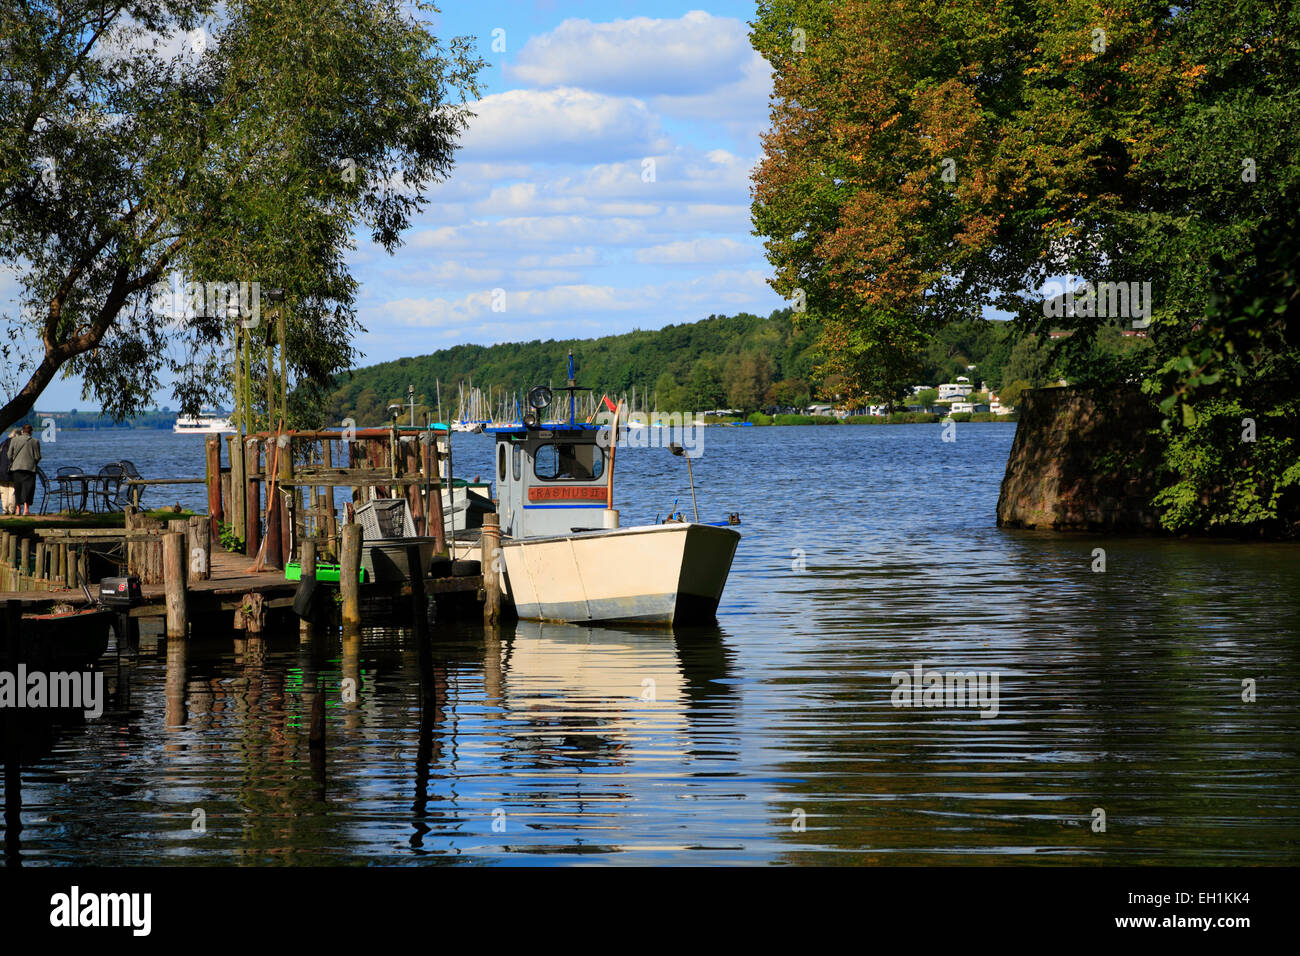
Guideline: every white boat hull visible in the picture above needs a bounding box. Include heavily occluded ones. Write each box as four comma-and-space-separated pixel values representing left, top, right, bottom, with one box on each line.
499, 522, 739, 626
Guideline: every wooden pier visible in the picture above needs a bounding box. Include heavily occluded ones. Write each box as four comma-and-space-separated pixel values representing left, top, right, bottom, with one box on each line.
0, 423, 500, 637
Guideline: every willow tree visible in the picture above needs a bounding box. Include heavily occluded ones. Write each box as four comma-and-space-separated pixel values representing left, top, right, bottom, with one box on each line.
0, 0, 483, 429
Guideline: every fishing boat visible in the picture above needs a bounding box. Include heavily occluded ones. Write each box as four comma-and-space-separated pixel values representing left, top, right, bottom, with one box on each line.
2, 608, 113, 670
486, 355, 740, 626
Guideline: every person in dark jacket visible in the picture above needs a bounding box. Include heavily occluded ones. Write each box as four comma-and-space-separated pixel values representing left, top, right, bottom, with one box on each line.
8, 424, 41, 515
0, 430, 14, 515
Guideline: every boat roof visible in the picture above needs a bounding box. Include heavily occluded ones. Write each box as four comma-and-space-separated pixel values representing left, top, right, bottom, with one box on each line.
486, 422, 602, 437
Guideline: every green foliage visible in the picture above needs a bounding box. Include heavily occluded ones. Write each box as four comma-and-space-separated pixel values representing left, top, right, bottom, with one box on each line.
1, 1, 484, 431
217, 520, 245, 553
772, 414, 838, 426
326, 311, 827, 422
1152, 399, 1300, 536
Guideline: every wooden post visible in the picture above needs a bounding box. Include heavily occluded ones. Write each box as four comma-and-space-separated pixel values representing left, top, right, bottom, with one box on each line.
323, 439, 338, 559
404, 437, 424, 534
245, 438, 261, 558
340, 522, 362, 629
277, 434, 293, 567
299, 538, 316, 639
228, 434, 246, 539
163, 531, 187, 638
206, 436, 223, 539
19, 538, 29, 591
481, 513, 501, 625
188, 515, 211, 581
34, 542, 45, 586
263, 435, 284, 570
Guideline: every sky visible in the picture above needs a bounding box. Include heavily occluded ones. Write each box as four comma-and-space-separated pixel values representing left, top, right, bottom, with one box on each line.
9, 1, 786, 411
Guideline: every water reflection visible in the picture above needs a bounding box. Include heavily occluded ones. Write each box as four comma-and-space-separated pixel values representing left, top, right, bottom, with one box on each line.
4, 425, 1299, 865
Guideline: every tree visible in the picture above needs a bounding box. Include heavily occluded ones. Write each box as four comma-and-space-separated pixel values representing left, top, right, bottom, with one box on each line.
724, 350, 775, 411
686, 358, 726, 411
1001, 334, 1057, 390
765, 378, 810, 410
0, 0, 483, 430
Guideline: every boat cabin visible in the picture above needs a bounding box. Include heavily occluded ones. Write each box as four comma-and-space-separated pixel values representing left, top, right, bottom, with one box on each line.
488, 423, 615, 539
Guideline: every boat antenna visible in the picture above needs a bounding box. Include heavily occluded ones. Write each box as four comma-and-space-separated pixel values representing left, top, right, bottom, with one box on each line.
668, 443, 699, 522
567, 349, 575, 424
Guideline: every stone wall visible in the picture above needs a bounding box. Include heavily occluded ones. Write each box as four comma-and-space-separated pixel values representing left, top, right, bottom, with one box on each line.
996, 386, 1165, 532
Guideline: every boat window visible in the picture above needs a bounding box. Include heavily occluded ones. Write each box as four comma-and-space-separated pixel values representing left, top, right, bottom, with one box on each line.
534, 442, 605, 481
497, 443, 506, 482
512, 444, 521, 481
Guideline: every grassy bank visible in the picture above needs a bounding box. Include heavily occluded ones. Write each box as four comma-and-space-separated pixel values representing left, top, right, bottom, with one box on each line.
744, 412, 1018, 425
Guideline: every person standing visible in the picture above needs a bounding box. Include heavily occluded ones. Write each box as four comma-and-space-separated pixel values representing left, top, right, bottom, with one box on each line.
0, 430, 14, 515
8, 424, 41, 516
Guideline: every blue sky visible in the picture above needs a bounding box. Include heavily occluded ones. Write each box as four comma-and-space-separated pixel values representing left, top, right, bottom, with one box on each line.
12, 2, 785, 411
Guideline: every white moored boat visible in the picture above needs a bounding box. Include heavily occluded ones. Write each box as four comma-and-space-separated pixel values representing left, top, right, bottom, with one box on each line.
173, 415, 235, 434
485, 356, 740, 626
501, 523, 739, 625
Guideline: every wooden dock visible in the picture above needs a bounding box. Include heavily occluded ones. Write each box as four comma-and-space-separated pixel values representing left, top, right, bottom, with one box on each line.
0, 545, 482, 618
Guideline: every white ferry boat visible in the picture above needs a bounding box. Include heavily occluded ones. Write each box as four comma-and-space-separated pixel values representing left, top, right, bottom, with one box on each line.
173, 415, 235, 434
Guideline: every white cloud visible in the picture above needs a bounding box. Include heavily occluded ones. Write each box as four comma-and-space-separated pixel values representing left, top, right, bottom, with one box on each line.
458, 87, 669, 163
636, 237, 754, 265
508, 11, 752, 97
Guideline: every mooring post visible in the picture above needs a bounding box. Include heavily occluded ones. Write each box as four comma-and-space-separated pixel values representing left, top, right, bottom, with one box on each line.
163, 531, 187, 638
245, 438, 261, 558
300, 538, 317, 639
340, 522, 362, 630
18, 538, 29, 592
206, 435, 223, 540
481, 513, 501, 625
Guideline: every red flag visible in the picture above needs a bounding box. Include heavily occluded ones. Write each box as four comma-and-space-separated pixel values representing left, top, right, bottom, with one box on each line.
602, 394, 618, 413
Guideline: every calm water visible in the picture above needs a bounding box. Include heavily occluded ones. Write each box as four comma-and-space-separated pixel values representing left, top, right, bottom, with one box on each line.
5, 424, 1300, 865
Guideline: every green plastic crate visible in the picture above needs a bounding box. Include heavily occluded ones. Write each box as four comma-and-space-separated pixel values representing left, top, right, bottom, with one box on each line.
284, 561, 366, 584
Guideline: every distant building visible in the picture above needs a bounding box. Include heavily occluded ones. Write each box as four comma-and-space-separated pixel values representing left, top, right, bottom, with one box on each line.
938, 381, 973, 400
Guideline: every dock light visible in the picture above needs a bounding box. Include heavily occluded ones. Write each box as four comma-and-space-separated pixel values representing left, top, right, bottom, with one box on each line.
528, 385, 552, 410
668, 442, 699, 523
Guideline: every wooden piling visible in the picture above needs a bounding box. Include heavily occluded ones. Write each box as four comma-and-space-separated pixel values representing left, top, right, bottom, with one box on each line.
481, 513, 502, 625
228, 433, 246, 540
340, 523, 362, 629
18, 538, 29, 591
206, 436, 223, 540
188, 514, 211, 580
277, 434, 294, 568
163, 531, 187, 638
245, 438, 261, 558
299, 538, 317, 639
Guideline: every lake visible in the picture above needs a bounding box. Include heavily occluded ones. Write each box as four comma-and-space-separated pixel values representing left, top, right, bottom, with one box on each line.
5, 423, 1300, 864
